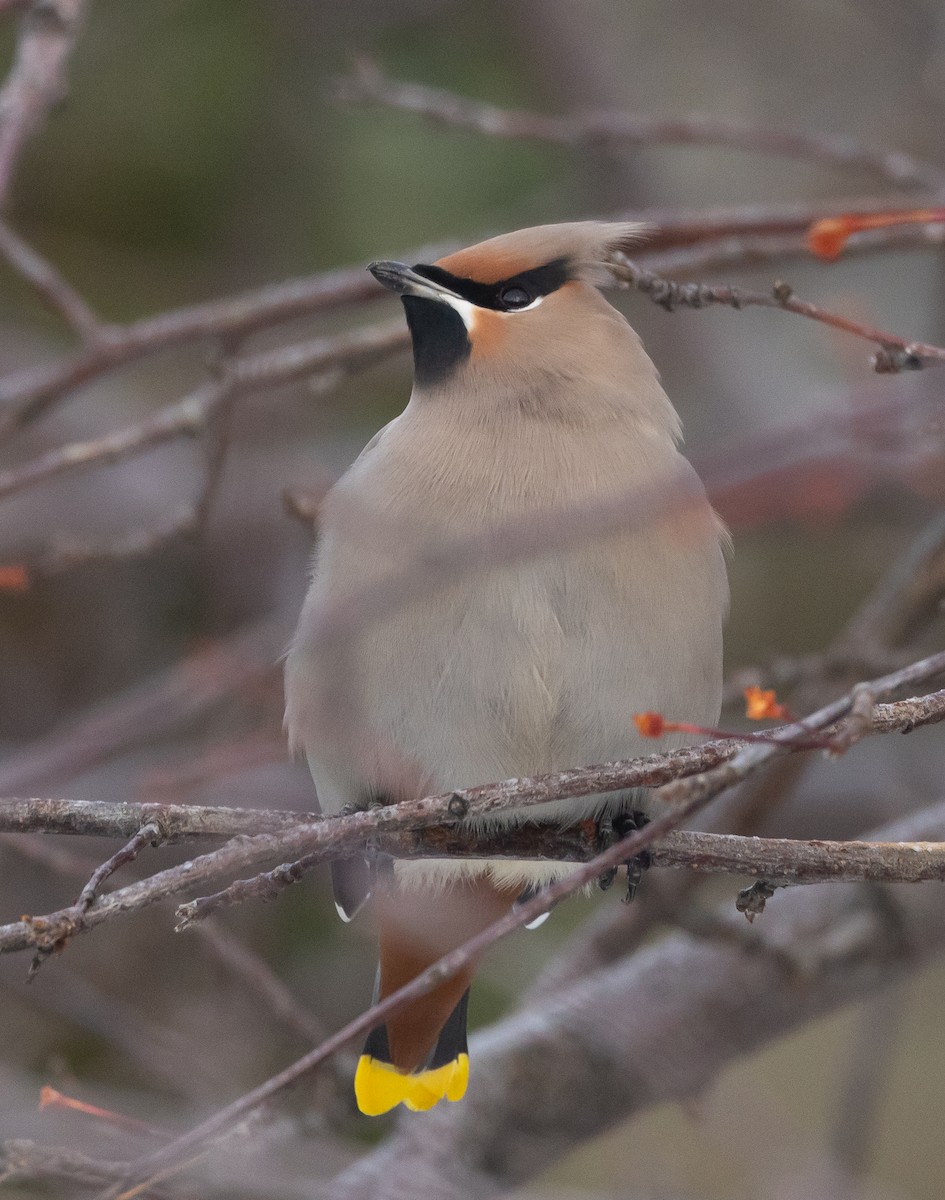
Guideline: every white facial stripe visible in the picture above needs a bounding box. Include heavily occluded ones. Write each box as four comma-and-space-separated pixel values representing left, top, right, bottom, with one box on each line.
440, 293, 545, 328
440, 294, 477, 330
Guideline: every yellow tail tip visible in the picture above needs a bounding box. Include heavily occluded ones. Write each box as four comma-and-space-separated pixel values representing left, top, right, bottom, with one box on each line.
354, 1054, 470, 1116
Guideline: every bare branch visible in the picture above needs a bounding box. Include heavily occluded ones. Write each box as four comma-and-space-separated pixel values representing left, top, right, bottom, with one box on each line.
0, 0, 87, 209
613, 256, 945, 369
0, 613, 287, 796
6, 799, 945, 890
26, 820, 165, 977
0, 195, 940, 446
1, 659, 942, 959
0, 217, 104, 339
0, 796, 312, 839
0, 255, 424, 441
337, 59, 945, 192
0, 320, 408, 503
176, 825, 945, 928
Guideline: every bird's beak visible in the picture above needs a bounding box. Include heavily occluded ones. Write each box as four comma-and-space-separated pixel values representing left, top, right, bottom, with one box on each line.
368, 261, 463, 304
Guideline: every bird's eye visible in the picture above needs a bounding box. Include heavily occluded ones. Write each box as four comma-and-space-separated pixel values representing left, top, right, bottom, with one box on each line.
498, 285, 531, 310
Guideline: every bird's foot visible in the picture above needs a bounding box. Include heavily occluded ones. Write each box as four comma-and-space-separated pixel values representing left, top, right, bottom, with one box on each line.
596, 811, 651, 901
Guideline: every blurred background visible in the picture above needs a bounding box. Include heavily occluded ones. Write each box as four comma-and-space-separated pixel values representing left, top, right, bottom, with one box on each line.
1, 2, 944, 1197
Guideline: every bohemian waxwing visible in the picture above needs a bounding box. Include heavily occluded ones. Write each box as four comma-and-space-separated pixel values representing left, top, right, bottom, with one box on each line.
285, 221, 729, 1115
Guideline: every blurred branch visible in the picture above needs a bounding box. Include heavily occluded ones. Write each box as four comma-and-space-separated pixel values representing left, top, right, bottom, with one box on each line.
840, 508, 945, 649
613, 256, 945, 369
830, 983, 908, 1179
328, 800, 945, 1200
0, 320, 408, 503
297, 395, 943, 765
0, 257, 421, 442
723, 506, 945, 706
0, 0, 87, 209
0, 217, 103, 339
0, 1139, 173, 1195
336, 59, 945, 192
0, 613, 288, 796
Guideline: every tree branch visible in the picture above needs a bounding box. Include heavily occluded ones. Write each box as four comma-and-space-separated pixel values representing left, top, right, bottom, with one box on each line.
612, 256, 945, 369
0, 0, 87, 209
7, 656, 938, 1195
110, 778, 945, 1196
336, 59, 945, 192
0, 217, 104, 340
0, 319, 408, 503
1, 195, 941, 447
1, 658, 942, 958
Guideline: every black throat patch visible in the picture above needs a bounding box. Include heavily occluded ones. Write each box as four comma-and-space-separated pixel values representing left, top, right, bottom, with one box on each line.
402, 294, 471, 386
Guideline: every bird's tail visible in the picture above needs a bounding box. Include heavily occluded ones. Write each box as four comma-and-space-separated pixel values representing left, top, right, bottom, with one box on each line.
354, 877, 514, 1116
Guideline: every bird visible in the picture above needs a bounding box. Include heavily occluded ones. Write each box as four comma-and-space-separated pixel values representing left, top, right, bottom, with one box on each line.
284, 221, 728, 1116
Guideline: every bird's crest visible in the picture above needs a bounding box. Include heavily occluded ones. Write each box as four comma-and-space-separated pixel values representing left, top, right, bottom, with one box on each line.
434, 220, 648, 287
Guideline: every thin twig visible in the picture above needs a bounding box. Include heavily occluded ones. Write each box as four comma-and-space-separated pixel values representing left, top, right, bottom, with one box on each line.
337, 59, 945, 192
0, 0, 87, 209
27, 820, 164, 977
0, 217, 104, 339
74, 822, 165, 915
613, 256, 945, 369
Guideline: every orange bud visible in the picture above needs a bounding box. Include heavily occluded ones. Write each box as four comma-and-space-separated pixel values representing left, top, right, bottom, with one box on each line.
0, 564, 28, 592
808, 208, 945, 262
744, 686, 789, 721
633, 711, 666, 738
807, 217, 851, 261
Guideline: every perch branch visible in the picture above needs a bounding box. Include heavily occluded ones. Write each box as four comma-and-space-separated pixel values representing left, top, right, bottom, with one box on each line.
1, 656, 942, 957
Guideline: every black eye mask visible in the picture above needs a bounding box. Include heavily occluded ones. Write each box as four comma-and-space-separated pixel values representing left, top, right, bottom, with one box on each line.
412, 258, 570, 312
